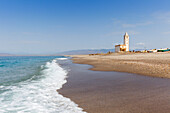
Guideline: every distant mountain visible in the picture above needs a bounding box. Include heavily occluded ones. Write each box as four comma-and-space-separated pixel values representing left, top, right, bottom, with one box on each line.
0, 53, 13, 56
56, 49, 115, 55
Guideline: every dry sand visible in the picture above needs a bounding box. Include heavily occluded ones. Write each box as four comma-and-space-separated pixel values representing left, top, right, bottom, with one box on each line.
68, 53, 170, 78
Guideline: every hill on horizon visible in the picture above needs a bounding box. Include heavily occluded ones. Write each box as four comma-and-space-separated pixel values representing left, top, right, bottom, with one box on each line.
56, 49, 115, 55
0, 53, 14, 56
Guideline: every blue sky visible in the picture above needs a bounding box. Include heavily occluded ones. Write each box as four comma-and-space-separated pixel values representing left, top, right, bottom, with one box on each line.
0, 0, 170, 54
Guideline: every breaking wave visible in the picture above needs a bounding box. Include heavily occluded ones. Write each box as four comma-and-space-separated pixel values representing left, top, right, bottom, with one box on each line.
0, 58, 86, 113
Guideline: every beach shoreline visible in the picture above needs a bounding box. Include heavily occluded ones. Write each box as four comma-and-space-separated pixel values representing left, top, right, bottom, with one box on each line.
67, 53, 170, 78
59, 58, 170, 113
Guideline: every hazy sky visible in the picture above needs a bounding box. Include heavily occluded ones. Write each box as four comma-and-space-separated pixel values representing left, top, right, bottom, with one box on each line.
0, 0, 170, 54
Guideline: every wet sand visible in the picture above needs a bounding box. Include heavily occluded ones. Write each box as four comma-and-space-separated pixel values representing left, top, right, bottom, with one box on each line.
59, 62, 170, 113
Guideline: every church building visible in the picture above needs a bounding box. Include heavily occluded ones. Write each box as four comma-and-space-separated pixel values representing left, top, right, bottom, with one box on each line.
115, 32, 129, 52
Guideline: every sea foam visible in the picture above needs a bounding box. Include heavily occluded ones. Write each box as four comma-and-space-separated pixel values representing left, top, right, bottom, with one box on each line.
0, 58, 86, 113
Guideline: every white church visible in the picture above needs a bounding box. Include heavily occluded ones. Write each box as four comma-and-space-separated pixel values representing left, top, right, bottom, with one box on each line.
115, 32, 129, 52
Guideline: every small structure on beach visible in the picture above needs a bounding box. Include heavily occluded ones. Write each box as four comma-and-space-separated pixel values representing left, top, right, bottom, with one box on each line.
115, 32, 129, 52
148, 49, 157, 53
157, 48, 170, 52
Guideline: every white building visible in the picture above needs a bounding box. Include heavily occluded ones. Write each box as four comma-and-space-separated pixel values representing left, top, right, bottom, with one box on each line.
115, 32, 129, 52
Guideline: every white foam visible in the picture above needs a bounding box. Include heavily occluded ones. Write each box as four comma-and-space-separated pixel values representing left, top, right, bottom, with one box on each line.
0, 59, 86, 113
56, 58, 68, 60
0, 86, 4, 88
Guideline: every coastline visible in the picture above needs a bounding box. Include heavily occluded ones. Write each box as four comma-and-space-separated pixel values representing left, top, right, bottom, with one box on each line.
59, 59, 170, 113
67, 53, 170, 78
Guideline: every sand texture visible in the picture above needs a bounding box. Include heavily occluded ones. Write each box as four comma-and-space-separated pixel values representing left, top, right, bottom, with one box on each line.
59, 61, 170, 113
68, 53, 170, 78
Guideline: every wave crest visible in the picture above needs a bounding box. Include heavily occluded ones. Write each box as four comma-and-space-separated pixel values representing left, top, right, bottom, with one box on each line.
0, 59, 86, 113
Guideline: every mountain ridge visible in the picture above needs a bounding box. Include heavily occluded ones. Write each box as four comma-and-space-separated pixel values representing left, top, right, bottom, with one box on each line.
56, 49, 115, 55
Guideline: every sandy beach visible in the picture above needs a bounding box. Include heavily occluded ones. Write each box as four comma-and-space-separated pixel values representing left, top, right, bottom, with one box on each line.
59, 61, 170, 113
58, 53, 170, 113
68, 53, 170, 78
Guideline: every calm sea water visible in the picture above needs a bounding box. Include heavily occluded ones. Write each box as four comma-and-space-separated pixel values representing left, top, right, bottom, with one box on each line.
0, 56, 85, 113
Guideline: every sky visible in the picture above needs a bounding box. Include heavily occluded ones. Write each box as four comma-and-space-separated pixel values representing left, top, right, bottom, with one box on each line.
0, 0, 170, 54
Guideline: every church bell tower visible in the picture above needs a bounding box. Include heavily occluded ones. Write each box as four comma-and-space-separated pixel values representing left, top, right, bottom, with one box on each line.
124, 32, 129, 51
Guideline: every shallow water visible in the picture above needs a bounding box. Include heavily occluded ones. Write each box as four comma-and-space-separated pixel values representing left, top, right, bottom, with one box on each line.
0, 56, 85, 113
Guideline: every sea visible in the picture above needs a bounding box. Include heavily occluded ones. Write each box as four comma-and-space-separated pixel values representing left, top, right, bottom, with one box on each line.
0, 56, 85, 113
